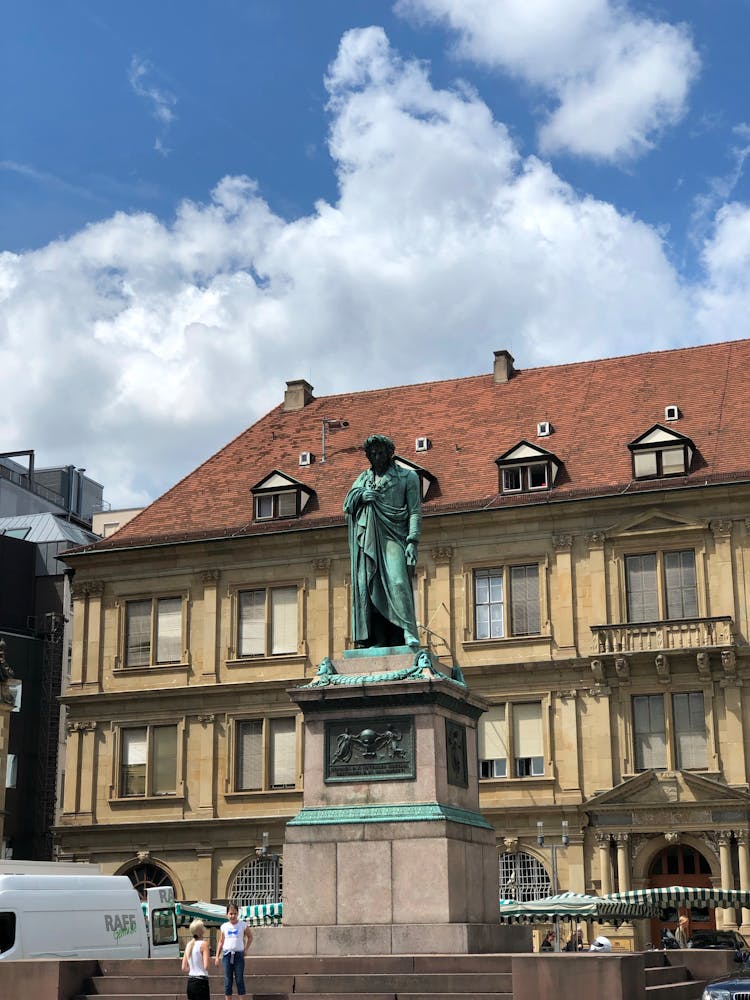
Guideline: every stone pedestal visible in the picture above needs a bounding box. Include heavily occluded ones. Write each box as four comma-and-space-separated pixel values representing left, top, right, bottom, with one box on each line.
266, 651, 528, 955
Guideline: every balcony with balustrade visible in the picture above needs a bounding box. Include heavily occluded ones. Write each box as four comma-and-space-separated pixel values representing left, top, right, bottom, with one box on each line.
590, 616, 735, 655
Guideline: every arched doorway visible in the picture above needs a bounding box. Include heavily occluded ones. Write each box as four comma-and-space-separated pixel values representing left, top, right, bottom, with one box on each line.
648, 843, 714, 945
228, 855, 283, 906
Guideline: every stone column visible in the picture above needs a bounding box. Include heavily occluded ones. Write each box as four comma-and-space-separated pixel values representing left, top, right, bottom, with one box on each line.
585, 533, 607, 630
737, 832, 750, 933
430, 547, 454, 661
597, 833, 612, 895
83, 582, 104, 688
721, 681, 747, 787
196, 714, 216, 817
718, 832, 737, 930
615, 833, 631, 892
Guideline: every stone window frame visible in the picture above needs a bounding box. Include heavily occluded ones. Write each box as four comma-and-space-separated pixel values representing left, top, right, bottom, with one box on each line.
621, 686, 714, 776
477, 696, 552, 784
224, 710, 301, 797
460, 555, 550, 647
109, 718, 186, 803
113, 590, 191, 673
225, 578, 307, 665
610, 532, 708, 625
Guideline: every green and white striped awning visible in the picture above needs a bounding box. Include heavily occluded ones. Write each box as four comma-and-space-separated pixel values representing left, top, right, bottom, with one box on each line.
175, 900, 284, 927
605, 886, 750, 910
498, 891, 656, 923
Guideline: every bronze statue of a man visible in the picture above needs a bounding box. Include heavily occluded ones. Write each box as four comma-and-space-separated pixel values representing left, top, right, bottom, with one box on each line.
343, 434, 422, 649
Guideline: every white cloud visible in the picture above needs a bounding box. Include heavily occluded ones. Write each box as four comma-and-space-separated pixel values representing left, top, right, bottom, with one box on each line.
128, 56, 178, 153
0, 27, 743, 507
396, 0, 700, 161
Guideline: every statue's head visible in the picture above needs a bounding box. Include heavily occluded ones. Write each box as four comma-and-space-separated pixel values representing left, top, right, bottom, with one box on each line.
364, 434, 396, 460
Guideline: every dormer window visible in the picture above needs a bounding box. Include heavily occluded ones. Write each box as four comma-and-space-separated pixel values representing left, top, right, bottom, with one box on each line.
495, 443, 561, 495
628, 425, 695, 480
251, 471, 315, 522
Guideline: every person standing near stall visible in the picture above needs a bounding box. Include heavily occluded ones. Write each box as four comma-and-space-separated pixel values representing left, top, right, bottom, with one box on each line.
214, 903, 253, 1000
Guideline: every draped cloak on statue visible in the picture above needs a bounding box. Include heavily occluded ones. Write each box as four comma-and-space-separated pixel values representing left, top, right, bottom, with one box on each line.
343, 462, 422, 647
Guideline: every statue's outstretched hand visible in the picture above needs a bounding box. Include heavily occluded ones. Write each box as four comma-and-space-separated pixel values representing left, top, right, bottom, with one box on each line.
361, 487, 377, 503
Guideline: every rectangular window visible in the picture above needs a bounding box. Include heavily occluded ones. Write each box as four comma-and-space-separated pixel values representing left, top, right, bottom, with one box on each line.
673, 692, 707, 770
502, 468, 522, 492
513, 702, 544, 777
237, 586, 298, 657
478, 702, 544, 780
528, 464, 548, 490
119, 724, 178, 797
5, 754, 17, 789
473, 565, 541, 640
633, 451, 658, 478
236, 717, 298, 792
664, 550, 698, 619
255, 492, 298, 520
625, 550, 697, 623
478, 705, 507, 779
633, 695, 667, 770
124, 597, 183, 667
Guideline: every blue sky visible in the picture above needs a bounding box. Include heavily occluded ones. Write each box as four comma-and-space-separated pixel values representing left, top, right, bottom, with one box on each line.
2, 1, 750, 507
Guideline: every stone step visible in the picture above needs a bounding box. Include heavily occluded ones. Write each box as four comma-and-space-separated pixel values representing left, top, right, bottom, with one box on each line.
644, 981, 706, 1000
84, 974, 293, 994
293, 972, 513, 992
645, 965, 691, 985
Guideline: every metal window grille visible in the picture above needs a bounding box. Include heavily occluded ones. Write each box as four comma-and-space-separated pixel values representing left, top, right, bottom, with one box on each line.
499, 851, 551, 902
229, 856, 283, 906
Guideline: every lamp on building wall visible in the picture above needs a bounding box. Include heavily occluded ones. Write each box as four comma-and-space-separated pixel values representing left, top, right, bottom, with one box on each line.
537, 820, 570, 952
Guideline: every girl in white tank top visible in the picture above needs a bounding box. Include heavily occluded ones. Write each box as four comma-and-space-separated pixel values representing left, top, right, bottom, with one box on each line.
181, 919, 210, 1000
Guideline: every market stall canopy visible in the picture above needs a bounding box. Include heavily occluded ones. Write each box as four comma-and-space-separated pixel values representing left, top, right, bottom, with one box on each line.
498, 891, 656, 923
175, 900, 283, 927
605, 886, 750, 911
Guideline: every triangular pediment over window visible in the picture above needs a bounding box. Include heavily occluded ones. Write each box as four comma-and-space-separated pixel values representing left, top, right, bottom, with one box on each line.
628, 424, 695, 480
609, 508, 706, 538
394, 455, 437, 501
250, 470, 315, 520
494, 441, 562, 494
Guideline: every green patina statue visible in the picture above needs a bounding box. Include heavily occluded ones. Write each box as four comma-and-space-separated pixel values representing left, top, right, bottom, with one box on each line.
343, 434, 422, 649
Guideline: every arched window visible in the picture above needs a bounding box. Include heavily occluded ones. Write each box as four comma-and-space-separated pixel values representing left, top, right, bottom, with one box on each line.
122, 860, 174, 900
499, 851, 551, 901
229, 855, 283, 906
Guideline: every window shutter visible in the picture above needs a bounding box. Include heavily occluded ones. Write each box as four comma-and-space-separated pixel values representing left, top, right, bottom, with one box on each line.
238, 590, 265, 656
513, 703, 543, 758
126, 601, 151, 667
152, 725, 178, 794
673, 692, 707, 769
626, 554, 658, 623
665, 550, 698, 619
510, 565, 540, 636
156, 598, 182, 663
271, 587, 297, 654
479, 706, 507, 763
238, 721, 263, 790
633, 695, 667, 769
121, 727, 147, 795
270, 717, 296, 788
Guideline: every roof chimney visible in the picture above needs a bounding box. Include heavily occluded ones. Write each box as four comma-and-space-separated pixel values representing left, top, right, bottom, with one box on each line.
284, 379, 314, 412
493, 350, 515, 383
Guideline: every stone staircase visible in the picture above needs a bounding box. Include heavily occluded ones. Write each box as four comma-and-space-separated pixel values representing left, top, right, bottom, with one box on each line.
75, 954, 515, 1000
644, 951, 706, 1000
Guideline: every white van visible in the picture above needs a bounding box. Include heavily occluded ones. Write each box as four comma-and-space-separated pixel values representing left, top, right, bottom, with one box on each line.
0, 875, 178, 960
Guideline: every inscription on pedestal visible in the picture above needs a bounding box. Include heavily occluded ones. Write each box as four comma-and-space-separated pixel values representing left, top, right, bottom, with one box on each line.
325, 716, 415, 783
445, 719, 468, 788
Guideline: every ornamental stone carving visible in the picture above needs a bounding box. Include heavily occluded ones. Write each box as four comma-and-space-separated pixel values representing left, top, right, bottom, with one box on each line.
696, 651, 712, 681
614, 657, 630, 682
201, 569, 219, 584
65, 720, 97, 734
596, 833, 611, 847
136, 850, 150, 862
313, 558, 331, 572
655, 653, 670, 683
432, 546, 453, 564
502, 836, 520, 854
552, 534, 573, 552
711, 519, 733, 539
590, 659, 605, 683
664, 832, 681, 845
721, 649, 737, 676
197, 714, 215, 725
584, 531, 606, 548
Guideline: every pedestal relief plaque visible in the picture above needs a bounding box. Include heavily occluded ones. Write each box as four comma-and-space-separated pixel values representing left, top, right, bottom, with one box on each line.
324, 716, 415, 783
446, 719, 468, 788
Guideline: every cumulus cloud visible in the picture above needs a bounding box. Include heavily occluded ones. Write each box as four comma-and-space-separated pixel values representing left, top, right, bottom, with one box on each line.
0, 27, 742, 506
396, 0, 700, 161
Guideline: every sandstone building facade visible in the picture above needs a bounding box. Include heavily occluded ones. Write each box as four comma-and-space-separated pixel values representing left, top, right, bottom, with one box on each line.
57, 340, 750, 946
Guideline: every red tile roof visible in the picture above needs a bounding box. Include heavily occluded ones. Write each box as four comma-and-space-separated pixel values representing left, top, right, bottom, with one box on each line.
79, 339, 750, 552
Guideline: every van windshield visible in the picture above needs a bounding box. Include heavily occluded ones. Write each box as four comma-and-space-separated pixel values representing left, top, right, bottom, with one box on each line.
0, 912, 16, 953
